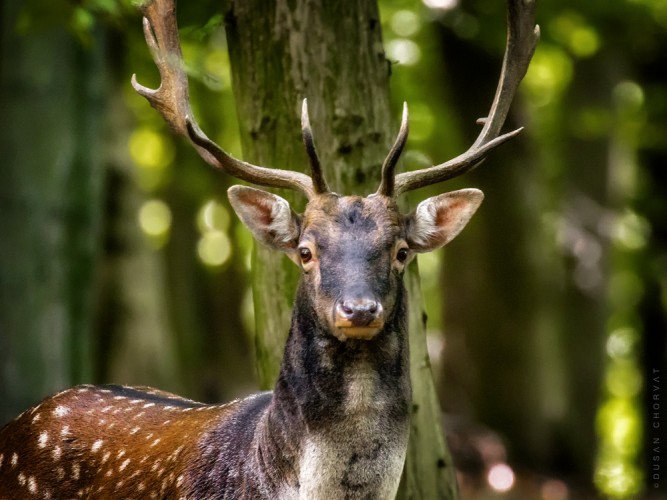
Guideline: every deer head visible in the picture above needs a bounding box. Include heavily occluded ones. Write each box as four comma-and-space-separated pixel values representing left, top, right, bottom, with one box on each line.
130, 0, 538, 341
227, 102, 485, 341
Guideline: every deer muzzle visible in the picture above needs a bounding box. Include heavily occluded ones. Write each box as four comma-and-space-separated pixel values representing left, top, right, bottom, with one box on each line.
333, 297, 384, 341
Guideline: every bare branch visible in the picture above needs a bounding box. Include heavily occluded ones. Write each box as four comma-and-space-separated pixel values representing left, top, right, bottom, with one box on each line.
393, 0, 539, 196
131, 0, 317, 199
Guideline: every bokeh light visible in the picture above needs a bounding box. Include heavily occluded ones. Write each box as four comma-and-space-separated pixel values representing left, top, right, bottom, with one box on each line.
385, 39, 422, 66
487, 463, 515, 493
138, 199, 172, 248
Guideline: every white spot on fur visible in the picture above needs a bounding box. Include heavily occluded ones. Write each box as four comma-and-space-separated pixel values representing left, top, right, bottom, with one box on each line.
150, 438, 161, 447
143, 403, 155, 409
18, 472, 26, 486
72, 463, 80, 480
11, 452, 18, 467
28, 476, 38, 494
102, 451, 111, 464
54, 406, 69, 418
119, 458, 130, 471
117, 450, 126, 459
130, 426, 141, 434
52, 446, 62, 461
0, 453, 3, 469
31, 413, 41, 424
61, 425, 70, 437
92, 440, 103, 452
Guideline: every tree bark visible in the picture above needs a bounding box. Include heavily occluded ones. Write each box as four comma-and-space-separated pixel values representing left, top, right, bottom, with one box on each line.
224, 0, 458, 497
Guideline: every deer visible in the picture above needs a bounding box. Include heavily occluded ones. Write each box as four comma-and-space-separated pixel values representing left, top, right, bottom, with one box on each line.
0, 0, 538, 498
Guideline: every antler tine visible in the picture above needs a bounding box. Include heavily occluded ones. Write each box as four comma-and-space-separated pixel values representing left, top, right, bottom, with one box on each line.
377, 102, 409, 197
301, 99, 329, 195
131, 0, 316, 199
393, 0, 539, 196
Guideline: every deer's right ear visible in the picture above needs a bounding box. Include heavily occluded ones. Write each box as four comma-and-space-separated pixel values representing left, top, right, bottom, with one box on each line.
228, 185, 301, 253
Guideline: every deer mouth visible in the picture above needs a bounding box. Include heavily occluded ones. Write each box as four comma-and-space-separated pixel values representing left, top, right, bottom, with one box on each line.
333, 322, 384, 341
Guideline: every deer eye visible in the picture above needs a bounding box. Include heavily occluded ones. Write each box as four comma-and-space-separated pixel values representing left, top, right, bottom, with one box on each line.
396, 247, 409, 263
299, 247, 313, 264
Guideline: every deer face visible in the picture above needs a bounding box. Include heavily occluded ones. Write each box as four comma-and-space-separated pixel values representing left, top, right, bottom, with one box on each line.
229, 186, 483, 341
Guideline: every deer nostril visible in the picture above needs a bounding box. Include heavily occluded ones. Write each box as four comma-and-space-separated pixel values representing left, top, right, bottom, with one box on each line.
341, 302, 355, 316
336, 299, 382, 327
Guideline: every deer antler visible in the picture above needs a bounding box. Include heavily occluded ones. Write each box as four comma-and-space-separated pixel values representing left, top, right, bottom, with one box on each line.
384, 0, 539, 197
131, 0, 320, 199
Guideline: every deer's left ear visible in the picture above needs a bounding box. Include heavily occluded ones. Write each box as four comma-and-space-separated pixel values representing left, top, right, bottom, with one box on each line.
406, 188, 484, 252
228, 185, 301, 252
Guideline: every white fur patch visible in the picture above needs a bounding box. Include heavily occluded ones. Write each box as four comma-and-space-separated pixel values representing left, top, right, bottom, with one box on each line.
410, 200, 440, 248
298, 434, 405, 500
269, 197, 299, 245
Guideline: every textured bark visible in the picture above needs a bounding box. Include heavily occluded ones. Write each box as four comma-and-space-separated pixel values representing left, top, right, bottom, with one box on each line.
224, 0, 458, 497
0, 2, 106, 424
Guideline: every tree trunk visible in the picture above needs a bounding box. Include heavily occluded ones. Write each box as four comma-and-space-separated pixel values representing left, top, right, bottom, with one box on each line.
0, 3, 107, 424
224, 0, 458, 497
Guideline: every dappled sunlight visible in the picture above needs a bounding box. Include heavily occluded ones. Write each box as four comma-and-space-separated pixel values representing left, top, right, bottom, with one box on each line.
487, 463, 515, 493
128, 127, 174, 191
138, 199, 172, 248
390, 10, 422, 37
422, 0, 458, 11
385, 39, 422, 66
197, 199, 233, 269
523, 45, 573, 108
549, 11, 600, 59
197, 231, 232, 268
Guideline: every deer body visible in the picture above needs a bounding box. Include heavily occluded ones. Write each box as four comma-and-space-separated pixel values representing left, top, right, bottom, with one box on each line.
0, 194, 420, 499
0, 0, 538, 497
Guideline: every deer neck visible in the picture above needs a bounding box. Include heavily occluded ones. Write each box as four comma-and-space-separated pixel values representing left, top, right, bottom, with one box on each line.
262, 282, 411, 498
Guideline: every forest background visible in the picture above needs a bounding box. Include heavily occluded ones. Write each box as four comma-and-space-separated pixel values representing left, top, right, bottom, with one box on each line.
1, 0, 665, 498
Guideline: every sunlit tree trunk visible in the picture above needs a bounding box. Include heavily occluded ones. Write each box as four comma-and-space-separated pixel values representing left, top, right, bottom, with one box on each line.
0, 2, 106, 424
224, 0, 458, 497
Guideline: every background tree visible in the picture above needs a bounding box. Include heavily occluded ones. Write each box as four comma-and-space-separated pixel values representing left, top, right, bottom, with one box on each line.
0, 0, 108, 423
216, 1, 460, 497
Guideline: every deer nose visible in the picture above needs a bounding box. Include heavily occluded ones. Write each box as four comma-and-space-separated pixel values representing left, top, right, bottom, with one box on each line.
335, 298, 383, 328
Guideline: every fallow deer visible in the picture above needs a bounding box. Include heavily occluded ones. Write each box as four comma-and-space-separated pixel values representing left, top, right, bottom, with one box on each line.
0, 0, 538, 498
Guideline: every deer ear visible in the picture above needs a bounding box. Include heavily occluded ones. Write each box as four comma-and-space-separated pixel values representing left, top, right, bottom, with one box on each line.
228, 185, 300, 252
406, 189, 484, 252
